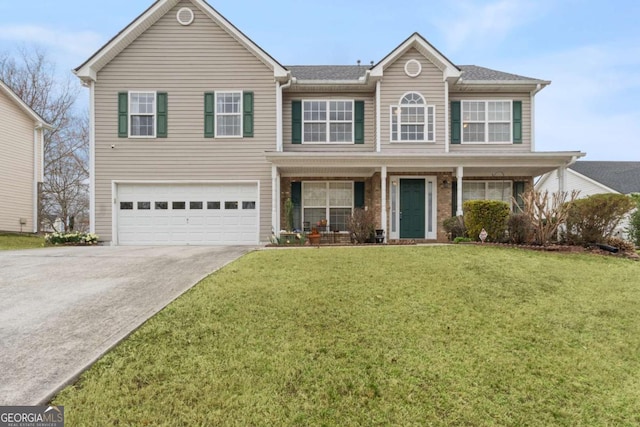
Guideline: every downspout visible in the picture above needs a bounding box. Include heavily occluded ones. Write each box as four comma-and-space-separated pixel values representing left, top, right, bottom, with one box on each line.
276, 73, 292, 152
89, 80, 96, 234
530, 83, 543, 152
444, 80, 450, 153
376, 80, 381, 153
33, 125, 42, 233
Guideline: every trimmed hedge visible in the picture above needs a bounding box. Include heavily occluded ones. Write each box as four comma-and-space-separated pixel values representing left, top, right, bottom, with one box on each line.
463, 200, 510, 242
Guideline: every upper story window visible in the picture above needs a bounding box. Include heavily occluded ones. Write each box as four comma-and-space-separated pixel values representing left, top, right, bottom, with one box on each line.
118, 91, 167, 139
303, 100, 353, 143
391, 92, 435, 142
462, 100, 511, 143
215, 91, 242, 137
129, 91, 156, 137
204, 91, 253, 139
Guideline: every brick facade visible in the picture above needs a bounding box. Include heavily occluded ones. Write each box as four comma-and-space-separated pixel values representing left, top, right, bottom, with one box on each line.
279, 174, 534, 243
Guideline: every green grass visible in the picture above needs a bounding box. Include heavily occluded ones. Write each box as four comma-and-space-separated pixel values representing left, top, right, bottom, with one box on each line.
0, 232, 45, 250
53, 246, 640, 426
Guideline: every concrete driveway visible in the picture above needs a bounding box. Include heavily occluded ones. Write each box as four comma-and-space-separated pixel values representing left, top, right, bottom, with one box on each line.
0, 245, 253, 405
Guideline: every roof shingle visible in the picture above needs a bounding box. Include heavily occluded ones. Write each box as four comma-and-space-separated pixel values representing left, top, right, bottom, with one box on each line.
570, 161, 640, 194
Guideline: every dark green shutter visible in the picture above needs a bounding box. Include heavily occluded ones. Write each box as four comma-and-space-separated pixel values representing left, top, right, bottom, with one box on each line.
156, 92, 167, 138
291, 181, 302, 230
243, 91, 254, 137
354, 101, 365, 144
292, 100, 302, 144
354, 182, 365, 208
118, 92, 128, 138
204, 92, 215, 138
451, 181, 458, 216
451, 101, 461, 144
513, 100, 522, 144
513, 181, 525, 211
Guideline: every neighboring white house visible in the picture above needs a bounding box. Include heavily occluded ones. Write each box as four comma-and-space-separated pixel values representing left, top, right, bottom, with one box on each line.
0, 79, 53, 233
536, 161, 640, 238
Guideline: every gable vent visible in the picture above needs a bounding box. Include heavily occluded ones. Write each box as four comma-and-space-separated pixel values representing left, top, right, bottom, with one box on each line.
404, 59, 422, 78
176, 7, 194, 26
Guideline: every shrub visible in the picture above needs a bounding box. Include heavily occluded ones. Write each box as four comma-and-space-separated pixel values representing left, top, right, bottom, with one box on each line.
507, 213, 533, 244
463, 200, 510, 242
565, 194, 636, 245
518, 189, 579, 245
627, 194, 640, 247
453, 236, 473, 244
442, 216, 466, 241
45, 232, 99, 245
347, 208, 376, 244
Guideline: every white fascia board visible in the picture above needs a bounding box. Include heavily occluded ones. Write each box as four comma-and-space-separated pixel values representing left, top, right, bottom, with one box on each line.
75, 0, 288, 83
0, 80, 54, 129
370, 33, 460, 79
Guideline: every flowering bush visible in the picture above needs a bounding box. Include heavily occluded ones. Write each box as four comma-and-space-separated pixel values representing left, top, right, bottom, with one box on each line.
45, 232, 99, 246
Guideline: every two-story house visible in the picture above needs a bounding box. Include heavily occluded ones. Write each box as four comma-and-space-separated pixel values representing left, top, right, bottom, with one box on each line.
0, 79, 52, 233
74, 0, 584, 245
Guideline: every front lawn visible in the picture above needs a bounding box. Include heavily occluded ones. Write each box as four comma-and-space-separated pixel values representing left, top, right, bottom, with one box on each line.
54, 246, 640, 426
0, 232, 44, 250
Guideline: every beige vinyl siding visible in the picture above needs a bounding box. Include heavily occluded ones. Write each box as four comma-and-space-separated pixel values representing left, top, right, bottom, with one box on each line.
283, 92, 375, 152
379, 48, 446, 153
94, 0, 276, 242
0, 89, 37, 232
449, 92, 532, 153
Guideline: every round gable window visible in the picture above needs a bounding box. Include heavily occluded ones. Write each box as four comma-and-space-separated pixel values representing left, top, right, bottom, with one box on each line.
176, 7, 195, 26
404, 59, 422, 78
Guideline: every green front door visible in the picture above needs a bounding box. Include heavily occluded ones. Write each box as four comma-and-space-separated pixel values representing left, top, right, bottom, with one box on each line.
400, 179, 425, 238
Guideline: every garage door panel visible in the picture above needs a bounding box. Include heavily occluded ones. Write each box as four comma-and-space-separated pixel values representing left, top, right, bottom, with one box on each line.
117, 183, 258, 245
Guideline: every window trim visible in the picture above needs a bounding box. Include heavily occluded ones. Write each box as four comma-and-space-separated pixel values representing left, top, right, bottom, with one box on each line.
301, 181, 354, 231
128, 90, 156, 139
302, 99, 355, 144
214, 90, 243, 139
461, 100, 513, 145
390, 92, 435, 143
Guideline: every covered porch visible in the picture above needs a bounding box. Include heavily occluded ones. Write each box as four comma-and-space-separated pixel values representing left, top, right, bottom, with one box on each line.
266, 152, 584, 243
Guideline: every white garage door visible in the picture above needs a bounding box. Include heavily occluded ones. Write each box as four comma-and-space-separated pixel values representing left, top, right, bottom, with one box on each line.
116, 183, 259, 245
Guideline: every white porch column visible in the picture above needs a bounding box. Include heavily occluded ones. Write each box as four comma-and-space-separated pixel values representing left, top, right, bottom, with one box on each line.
381, 166, 387, 242
271, 165, 279, 238
456, 166, 464, 216
557, 166, 566, 194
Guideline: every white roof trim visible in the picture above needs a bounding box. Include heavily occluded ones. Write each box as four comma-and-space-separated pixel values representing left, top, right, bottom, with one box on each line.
74, 0, 288, 82
0, 80, 54, 129
370, 33, 461, 80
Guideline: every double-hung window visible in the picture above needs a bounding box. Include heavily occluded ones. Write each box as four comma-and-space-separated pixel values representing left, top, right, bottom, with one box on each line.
303, 100, 353, 143
129, 91, 156, 137
462, 181, 513, 205
462, 100, 512, 143
302, 182, 353, 231
215, 91, 242, 137
391, 92, 435, 142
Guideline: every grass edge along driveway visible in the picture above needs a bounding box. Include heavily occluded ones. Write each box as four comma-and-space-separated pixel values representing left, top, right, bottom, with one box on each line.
0, 233, 44, 250
54, 246, 640, 426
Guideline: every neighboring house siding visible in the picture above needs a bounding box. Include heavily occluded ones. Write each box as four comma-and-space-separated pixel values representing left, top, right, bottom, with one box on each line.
537, 169, 617, 197
0, 89, 36, 232
282, 92, 375, 152
93, 0, 276, 242
449, 92, 532, 152
379, 48, 446, 153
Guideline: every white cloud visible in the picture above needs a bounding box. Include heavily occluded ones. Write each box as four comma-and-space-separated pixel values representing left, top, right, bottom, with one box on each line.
0, 24, 103, 59
435, 0, 539, 53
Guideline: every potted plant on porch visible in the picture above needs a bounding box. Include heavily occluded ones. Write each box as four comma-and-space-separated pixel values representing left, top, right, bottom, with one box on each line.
308, 227, 321, 245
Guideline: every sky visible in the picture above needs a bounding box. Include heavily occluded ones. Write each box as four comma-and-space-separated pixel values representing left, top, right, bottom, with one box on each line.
0, 0, 638, 161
